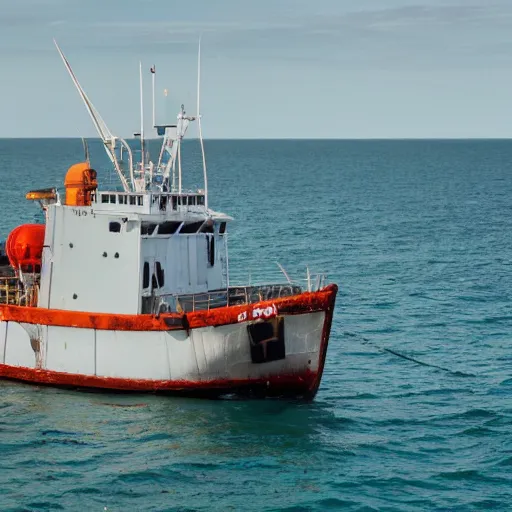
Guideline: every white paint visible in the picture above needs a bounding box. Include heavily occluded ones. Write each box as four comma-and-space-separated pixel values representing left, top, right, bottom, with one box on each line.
96, 330, 170, 380
40, 206, 141, 314
285, 312, 325, 372
165, 329, 200, 380
4, 322, 36, 368
0, 321, 7, 364
46, 326, 95, 375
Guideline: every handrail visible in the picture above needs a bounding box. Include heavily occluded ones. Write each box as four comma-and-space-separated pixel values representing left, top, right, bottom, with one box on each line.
0, 277, 38, 307
155, 283, 305, 314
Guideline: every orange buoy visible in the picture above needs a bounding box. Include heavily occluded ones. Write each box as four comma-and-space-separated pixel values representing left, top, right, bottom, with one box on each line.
6, 224, 46, 273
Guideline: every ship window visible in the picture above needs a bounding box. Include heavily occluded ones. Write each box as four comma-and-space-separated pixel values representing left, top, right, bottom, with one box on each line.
101, 194, 109, 204
159, 195, 168, 211
141, 223, 157, 235
197, 195, 205, 206
219, 222, 227, 234
156, 261, 165, 287
171, 196, 177, 210
118, 195, 128, 205
158, 221, 181, 235
129, 196, 136, 205
109, 222, 121, 233
188, 196, 195, 205
109, 194, 116, 204
180, 221, 203, 234
200, 221, 214, 234
137, 195, 143, 206
143, 262, 150, 289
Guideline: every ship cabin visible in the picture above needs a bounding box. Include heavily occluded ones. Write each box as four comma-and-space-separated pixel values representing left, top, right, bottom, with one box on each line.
36, 180, 231, 316
1, 162, 304, 316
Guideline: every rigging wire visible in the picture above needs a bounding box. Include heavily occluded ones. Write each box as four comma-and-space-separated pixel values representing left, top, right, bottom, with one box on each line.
343, 331, 476, 377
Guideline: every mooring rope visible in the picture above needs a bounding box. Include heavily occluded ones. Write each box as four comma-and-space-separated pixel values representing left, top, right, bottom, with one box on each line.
343, 331, 476, 377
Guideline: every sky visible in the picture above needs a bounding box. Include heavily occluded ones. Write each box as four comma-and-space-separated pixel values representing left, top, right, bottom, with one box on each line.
0, 0, 512, 138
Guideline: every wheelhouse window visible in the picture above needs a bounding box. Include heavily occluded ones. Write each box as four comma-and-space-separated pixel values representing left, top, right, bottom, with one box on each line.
180, 221, 204, 234
219, 222, 227, 234
158, 195, 168, 211
197, 195, 205, 206
101, 194, 118, 204
158, 221, 182, 235
141, 223, 157, 235
129, 195, 136, 205
136, 195, 143, 206
200, 220, 214, 234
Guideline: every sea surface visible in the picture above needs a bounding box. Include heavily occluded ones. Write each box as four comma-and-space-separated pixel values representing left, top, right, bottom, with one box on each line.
0, 138, 511, 511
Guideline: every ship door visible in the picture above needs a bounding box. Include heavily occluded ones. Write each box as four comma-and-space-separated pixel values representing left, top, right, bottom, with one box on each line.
141, 257, 155, 314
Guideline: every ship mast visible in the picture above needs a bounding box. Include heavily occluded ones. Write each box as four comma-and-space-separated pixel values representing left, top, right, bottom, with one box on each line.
196, 38, 208, 209
139, 61, 145, 183
151, 64, 156, 128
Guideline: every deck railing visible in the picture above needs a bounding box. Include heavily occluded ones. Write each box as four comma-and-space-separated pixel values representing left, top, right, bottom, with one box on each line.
153, 283, 305, 314
0, 277, 38, 307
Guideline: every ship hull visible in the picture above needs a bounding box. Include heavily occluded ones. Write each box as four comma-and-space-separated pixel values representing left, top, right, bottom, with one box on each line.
0, 285, 337, 399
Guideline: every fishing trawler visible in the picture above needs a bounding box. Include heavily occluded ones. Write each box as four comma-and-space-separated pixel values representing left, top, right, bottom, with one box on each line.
0, 42, 337, 398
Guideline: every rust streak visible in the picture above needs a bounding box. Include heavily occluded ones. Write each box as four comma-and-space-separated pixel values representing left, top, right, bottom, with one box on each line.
0, 364, 317, 394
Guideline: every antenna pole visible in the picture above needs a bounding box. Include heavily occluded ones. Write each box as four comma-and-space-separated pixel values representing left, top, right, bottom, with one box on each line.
151, 64, 156, 127
178, 138, 182, 194
197, 38, 208, 209
81, 137, 90, 165
139, 61, 145, 175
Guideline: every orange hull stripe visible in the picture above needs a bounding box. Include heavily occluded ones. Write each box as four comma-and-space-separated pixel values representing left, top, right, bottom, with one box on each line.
0, 284, 338, 331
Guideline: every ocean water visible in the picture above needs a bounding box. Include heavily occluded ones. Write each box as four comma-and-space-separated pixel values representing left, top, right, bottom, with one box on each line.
0, 138, 511, 511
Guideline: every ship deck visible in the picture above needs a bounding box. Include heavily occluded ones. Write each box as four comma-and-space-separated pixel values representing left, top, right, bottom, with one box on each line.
0, 257, 306, 312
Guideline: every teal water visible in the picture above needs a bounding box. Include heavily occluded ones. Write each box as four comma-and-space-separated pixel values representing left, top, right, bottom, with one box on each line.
0, 139, 511, 511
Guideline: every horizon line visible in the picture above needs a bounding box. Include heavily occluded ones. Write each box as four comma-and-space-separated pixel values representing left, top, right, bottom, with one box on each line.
0, 136, 512, 141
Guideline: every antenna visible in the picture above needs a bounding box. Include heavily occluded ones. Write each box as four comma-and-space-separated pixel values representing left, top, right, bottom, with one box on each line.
178, 137, 182, 194
276, 262, 292, 285
197, 38, 208, 209
81, 137, 90, 165
139, 61, 145, 174
151, 64, 156, 127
